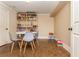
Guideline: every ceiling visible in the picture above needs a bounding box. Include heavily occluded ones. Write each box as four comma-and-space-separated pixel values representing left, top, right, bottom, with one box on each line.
2, 1, 59, 14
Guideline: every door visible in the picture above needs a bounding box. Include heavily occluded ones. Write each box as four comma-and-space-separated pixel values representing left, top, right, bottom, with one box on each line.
0, 4, 10, 46
72, 1, 79, 56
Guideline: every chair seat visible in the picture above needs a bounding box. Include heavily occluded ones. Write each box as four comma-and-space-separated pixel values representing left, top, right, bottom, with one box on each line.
11, 38, 21, 42
23, 32, 34, 42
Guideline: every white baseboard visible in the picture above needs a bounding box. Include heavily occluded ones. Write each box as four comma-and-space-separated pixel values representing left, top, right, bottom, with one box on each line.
38, 36, 48, 39
63, 43, 71, 54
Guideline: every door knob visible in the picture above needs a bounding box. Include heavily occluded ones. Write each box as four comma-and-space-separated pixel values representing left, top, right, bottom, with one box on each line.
68, 28, 72, 31
5, 28, 8, 30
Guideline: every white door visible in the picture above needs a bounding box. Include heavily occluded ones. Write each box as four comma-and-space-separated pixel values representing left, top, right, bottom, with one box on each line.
72, 1, 79, 56
0, 4, 10, 46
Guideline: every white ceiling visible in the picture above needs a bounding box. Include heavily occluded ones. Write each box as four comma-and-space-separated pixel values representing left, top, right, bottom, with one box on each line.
2, 1, 59, 14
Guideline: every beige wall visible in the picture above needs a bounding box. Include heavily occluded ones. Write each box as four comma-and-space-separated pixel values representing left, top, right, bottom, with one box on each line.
9, 8, 17, 39
38, 14, 54, 39
54, 3, 71, 47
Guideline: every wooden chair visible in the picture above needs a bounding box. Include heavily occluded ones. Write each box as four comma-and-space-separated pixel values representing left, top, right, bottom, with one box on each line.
34, 39, 39, 48
9, 32, 21, 54
32, 32, 39, 47
21, 32, 36, 54
23, 40, 35, 54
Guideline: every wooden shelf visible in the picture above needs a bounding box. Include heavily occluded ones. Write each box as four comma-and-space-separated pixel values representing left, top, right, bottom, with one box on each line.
17, 12, 38, 31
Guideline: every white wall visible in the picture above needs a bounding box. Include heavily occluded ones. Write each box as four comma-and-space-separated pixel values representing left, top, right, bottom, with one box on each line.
37, 14, 54, 39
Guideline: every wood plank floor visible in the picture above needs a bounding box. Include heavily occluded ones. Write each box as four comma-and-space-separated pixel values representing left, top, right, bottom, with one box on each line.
0, 39, 70, 57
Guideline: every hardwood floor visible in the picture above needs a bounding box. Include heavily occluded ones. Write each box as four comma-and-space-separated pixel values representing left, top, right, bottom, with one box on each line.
0, 39, 70, 57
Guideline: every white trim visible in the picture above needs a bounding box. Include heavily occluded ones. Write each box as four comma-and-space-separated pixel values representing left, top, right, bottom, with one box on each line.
63, 43, 71, 54
38, 36, 48, 39
38, 36, 56, 39
0, 2, 17, 12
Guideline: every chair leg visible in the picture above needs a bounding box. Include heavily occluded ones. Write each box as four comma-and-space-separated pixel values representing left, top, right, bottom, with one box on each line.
30, 42, 34, 53
20, 40, 23, 54
11, 42, 15, 54
34, 39, 39, 48
32, 41, 36, 49
36, 39, 39, 47
23, 42, 27, 54
18, 42, 21, 48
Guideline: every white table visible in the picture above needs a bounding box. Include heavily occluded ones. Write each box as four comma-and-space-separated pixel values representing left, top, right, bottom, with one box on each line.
16, 31, 26, 35
16, 31, 26, 38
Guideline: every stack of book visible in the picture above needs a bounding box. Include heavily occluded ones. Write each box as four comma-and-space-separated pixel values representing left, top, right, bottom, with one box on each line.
56, 40, 63, 47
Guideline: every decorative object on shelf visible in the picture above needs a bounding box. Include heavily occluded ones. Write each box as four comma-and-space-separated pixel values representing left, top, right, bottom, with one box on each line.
17, 12, 26, 21
17, 12, 27, 31
27, 12, 37, 21
26, 12, 38, 30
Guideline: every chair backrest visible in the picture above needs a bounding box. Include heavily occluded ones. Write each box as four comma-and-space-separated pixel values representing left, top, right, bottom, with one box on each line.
32, 32, 38, 38
9, 32, 17, 41
23, 32, 34, 42
9, 32, 13, 41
